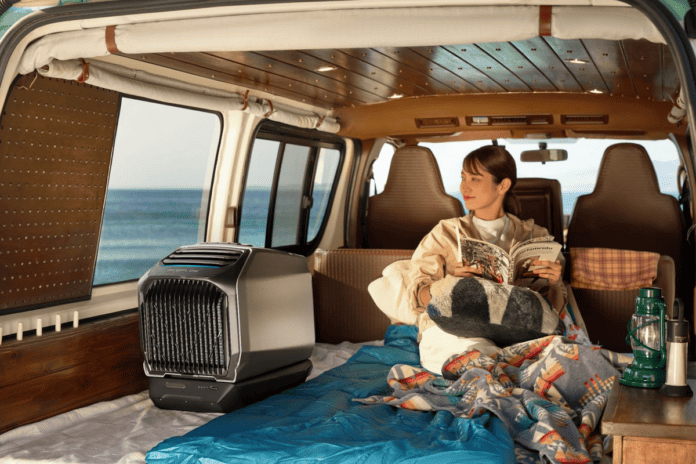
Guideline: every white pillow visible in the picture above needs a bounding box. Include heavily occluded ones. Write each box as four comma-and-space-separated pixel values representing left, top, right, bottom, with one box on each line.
367, 259, 418, 326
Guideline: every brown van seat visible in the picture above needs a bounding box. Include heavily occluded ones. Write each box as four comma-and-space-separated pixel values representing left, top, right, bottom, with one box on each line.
567, 143, 684, 305
572, 255, 674, 352
312, 248, 413, 343
366, 145, 464, 249
513, 178, 564, 245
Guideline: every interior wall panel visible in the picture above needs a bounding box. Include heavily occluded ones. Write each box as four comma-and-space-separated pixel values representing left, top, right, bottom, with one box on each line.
0, 74, 119, 314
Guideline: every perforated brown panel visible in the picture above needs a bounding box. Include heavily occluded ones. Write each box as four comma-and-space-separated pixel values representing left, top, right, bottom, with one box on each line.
0, 74, 119, 313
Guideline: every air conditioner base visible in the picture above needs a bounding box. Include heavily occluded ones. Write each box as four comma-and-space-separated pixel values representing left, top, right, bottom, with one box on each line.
148, 359, 312, 413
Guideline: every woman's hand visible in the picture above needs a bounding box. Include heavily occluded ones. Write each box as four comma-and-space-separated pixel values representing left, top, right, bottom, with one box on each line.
453, 264, 483, 278
418, 285, 432, 307
531, 259, 563, 286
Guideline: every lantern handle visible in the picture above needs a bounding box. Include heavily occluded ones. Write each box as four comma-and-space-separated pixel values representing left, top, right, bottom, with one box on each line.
659, 301, 666, 368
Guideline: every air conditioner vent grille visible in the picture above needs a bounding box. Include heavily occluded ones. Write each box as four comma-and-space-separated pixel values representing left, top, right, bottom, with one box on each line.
162, 247, 243, 267
490, 116, 529, 125
466, 115, 553, 126
141, 279, 230, 377
561, 114, 608, 125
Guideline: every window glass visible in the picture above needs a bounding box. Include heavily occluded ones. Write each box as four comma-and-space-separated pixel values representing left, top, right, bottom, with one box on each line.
371, 139, 681, 220
370, 143, 396, 196
237, 124, 344, 253
308, 148, 341, 241
272, 144, 312, 247
238, 139, 280, 247
94, 98, 220, 285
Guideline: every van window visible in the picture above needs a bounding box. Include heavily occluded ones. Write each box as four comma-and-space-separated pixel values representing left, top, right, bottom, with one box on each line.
371, 139, 681, 222
237, 122, 344, 253
93, 98, 221, 285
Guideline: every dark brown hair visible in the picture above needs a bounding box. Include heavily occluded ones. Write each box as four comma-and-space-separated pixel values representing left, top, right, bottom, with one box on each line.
463, 145, 520, 216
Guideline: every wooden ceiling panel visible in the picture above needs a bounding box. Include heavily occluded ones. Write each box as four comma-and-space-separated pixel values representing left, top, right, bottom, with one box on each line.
621, 39, 663, 101
374, 47, 477, 94
542, 37, 609, 93
442, 45, 530, 92
582, 39, 636, 98
137, 53, 346, 108
218, 50, 386, 104
408, 46, 507, 93
338, 48, 443, 95
661, 45, 679, 101
511, 37, 584, 92
301, 49, 428, 98
475, 42, 556, 92
123, 36, 677, 114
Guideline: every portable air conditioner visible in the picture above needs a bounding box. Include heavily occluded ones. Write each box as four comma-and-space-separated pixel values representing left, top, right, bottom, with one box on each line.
137, 243, 315, 413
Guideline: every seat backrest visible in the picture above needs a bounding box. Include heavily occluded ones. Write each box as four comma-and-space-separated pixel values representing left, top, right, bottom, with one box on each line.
312, 248, 413, 343
513, 177, 564, 246
566, 143, 684, 348
571, 253, 674, 352
366, 145, 464, 249
566, 143, 684, 285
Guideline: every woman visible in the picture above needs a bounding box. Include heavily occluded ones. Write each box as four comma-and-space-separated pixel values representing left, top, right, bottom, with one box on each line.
407, 145, 567, 370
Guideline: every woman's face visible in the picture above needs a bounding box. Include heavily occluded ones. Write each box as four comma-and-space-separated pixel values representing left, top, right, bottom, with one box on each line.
460, 161, 509, 220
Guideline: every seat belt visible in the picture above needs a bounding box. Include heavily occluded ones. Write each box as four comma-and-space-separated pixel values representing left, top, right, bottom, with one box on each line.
678, 170, 693, 243
360, 172, 375, 248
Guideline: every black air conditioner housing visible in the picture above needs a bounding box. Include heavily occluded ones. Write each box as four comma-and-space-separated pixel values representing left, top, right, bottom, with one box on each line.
137, 243, 314, 413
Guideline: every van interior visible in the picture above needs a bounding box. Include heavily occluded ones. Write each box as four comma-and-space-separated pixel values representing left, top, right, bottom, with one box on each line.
0, 0, 695, 463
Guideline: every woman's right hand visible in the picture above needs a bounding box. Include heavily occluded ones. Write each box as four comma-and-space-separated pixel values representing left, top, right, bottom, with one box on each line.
453, 264, 483, 278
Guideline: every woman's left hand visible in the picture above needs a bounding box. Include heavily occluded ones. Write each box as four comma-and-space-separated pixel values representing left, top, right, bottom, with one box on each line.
532, 259, 563, 286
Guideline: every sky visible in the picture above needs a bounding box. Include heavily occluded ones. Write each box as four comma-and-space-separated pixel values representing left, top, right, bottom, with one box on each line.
109, 97, 683, 196
372, 138, 683, 196
107, 98, 221, 190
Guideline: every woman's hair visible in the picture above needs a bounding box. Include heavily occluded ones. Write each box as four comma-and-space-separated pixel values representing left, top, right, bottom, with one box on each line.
463, 145, 521, 216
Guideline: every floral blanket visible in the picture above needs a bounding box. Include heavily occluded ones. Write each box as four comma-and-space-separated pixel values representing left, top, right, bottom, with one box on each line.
355, 334, 632, 464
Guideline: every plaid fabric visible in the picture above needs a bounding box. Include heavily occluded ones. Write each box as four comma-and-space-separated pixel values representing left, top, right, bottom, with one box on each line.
570, 247, 659, 291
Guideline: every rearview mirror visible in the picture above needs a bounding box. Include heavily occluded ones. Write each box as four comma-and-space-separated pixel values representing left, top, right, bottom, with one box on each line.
520, 149, 568, 163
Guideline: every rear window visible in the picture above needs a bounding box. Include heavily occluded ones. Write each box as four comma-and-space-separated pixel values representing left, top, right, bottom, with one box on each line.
372, 138, 681, 220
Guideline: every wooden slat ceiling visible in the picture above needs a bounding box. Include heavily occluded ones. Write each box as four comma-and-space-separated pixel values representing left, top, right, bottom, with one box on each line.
125, 37, 678, 111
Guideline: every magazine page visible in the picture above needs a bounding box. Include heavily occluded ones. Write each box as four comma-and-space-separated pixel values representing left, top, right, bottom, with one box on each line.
511, 240, 562, 284
458, 236, 512, 284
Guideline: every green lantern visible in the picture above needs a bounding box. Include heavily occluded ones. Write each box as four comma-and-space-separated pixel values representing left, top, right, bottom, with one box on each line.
619, 287, 667, 388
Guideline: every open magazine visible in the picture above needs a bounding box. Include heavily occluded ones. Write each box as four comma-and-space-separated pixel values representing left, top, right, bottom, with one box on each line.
456, 229, 562, 285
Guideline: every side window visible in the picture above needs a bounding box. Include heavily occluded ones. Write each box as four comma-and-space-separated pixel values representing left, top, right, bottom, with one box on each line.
369, 143, 396, 196
237, 123, 344, 253
94, 98, 221, 285
308, 148, 341, 241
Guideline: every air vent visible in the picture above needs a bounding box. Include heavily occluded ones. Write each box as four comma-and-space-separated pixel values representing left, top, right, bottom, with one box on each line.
466, 115, 553, 126
415, 117, 459, 128
561, 114, 608, 125
141, 279, 230, 376
162, 246, 244, 267
490, 116, 529, 126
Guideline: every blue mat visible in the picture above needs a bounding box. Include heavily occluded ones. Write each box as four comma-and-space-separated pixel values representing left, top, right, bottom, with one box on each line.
146, 325, 516, 464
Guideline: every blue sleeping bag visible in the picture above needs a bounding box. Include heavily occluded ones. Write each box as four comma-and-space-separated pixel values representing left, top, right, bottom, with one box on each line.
147, 325, 516, 464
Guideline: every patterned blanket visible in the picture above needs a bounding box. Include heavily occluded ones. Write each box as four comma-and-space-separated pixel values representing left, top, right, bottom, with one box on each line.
355, 335, 632, 464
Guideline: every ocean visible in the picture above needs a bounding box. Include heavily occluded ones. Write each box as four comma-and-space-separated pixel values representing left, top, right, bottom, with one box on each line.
93, 188, 678, 285
94, 189, 207, 285
94, 188, 270, 285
